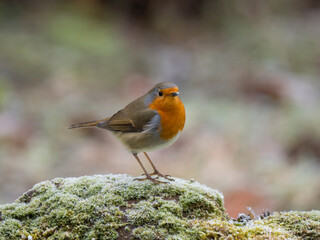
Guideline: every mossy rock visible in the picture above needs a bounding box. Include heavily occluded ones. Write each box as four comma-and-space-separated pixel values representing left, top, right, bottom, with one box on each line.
0, 174, 319, 240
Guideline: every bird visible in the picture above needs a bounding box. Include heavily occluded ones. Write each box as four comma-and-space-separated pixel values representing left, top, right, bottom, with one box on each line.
68, 82, 186, 183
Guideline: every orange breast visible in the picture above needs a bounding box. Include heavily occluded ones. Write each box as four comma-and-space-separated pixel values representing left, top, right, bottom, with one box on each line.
149, 92, 185, 140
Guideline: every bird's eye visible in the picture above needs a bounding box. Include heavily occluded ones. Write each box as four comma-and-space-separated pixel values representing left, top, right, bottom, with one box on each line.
158, 91, 163, 96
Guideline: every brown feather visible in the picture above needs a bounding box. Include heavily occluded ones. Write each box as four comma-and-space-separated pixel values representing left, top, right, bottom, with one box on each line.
94, 94, 157, 133
68, 118, 109, 129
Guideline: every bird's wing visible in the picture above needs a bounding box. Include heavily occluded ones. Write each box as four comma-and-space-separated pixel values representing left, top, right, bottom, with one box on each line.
97, 108, 158, 133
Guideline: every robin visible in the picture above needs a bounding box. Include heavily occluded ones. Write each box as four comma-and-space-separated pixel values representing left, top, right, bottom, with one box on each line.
68, 82, 186, 183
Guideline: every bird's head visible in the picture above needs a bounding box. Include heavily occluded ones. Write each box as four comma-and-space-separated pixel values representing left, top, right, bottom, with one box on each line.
146, 82, 183, 111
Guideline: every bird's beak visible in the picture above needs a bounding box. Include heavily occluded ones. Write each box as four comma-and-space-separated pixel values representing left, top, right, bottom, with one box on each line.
170, 92, 179, 97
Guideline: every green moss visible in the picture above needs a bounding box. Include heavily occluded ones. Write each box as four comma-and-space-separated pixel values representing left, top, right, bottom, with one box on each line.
0, 174, 319, 239
194, 210, 320, 240
0, 219, 22, 240
0, 175, 224, 239
264, 211, 320, 240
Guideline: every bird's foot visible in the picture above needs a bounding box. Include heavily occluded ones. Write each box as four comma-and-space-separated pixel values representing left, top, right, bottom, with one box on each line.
134, 174, 168, 184
142, 171, 174, 181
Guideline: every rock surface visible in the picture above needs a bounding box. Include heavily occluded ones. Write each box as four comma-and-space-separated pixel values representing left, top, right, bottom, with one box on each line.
0, 174, 319, 239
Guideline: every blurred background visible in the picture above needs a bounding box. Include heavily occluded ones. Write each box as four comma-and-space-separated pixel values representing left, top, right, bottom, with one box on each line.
0, 0, 320, 218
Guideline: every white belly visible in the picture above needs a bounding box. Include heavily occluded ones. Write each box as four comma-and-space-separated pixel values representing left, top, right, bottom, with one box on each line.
112, 131, 180, 154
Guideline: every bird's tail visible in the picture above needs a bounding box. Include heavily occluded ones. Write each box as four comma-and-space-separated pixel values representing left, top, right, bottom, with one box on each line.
68, 120, 99, 129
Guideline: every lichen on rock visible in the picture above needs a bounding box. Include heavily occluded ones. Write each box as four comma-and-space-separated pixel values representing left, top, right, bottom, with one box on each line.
0, 174, 319, 240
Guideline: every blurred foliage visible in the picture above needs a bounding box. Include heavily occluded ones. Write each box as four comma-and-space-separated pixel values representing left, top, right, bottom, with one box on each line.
0, 0, 320, 217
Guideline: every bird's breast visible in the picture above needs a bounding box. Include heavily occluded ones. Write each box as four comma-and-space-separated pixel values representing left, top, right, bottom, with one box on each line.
149, 98, 185, 140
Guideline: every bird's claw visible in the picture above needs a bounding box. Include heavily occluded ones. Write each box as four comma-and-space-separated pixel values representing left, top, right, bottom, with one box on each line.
141, 172, 174, 181
134, 175, 168, 184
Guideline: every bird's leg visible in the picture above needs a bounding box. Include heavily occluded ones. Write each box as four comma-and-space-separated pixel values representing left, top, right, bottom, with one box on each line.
132, 154, 167, 184
143, 152, 174, 181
